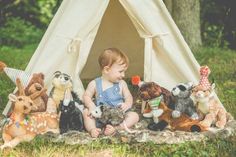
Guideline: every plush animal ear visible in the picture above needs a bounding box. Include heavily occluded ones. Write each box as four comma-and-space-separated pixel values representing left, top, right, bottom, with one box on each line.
211, 83, 216, 90
100, 105, 104, 112
39, 73, 44, 79
16, 77, 25, 96
187, 82, 194, 89
8, 94, 17, 102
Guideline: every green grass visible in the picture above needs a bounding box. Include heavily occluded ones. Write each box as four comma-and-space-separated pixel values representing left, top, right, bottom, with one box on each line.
0, 45, 236, 156
194, 47, 236, 118
0, 136, 235, 157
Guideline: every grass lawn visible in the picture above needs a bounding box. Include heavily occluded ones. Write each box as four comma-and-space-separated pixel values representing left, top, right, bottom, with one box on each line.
0, 45, 235, 156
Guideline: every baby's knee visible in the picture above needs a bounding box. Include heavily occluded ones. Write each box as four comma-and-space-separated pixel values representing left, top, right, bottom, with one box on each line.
127, 112, 139, 121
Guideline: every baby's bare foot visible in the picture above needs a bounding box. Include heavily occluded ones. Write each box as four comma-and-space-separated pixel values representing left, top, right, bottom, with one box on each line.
90, 128, 101, 138
104, 125, 116, 136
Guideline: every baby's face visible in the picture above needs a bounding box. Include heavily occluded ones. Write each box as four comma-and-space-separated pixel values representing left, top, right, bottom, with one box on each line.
106, 61, 127, 83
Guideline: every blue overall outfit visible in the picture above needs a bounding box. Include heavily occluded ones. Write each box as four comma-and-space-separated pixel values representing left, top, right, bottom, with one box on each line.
95, 77, 124, 107
95, 77, 124, 128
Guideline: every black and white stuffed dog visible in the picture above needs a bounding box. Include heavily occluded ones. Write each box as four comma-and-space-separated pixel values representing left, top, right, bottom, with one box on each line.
59, 89, 84, 134
171, 82, 198, 119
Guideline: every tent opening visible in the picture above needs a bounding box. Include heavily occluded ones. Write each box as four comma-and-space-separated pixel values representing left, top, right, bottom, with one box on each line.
80, 0, 144, 80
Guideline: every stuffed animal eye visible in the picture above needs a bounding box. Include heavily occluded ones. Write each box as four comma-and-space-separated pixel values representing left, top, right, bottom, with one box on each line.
30, 103, 33, 106
18, 98, 23, 101
178, 85, 186, 91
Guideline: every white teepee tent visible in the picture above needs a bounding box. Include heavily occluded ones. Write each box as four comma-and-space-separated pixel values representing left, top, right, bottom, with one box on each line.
3, 0, 202, 115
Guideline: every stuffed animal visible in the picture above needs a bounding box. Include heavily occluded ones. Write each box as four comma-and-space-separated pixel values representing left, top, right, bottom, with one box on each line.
131, 76, 175, 117
138, 82, 175, 110
133, 78, 206, 132
0, 61, 48, 113
192, 84, 228, 129
171, 82, 198, 119
191, 66, 228, 129
90, 104, 136, 133
24, 73, 48, 112
91, 104, 124, 127
47, 71, 73, 113
1, 93, 59, 149
147, 102, 207, 132
59, 89, 84, 134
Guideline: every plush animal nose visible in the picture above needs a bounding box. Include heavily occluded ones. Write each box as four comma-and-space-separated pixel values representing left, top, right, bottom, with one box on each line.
36, 86, 42, 91
196, 92, 203, 97
24, 106, 28, 110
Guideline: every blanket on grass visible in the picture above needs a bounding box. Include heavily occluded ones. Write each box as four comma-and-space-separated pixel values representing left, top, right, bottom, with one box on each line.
36, 119, 236, 145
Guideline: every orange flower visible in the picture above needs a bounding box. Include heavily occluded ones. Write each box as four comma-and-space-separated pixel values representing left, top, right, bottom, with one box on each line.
131, 75, 141, 85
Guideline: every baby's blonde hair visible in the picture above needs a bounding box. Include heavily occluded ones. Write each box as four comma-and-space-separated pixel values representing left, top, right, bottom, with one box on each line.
98, 48, 129, 69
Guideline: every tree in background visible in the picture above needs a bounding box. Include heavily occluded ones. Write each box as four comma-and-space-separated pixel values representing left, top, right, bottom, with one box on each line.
164, 0, 202, 51
164, 0, 235, 50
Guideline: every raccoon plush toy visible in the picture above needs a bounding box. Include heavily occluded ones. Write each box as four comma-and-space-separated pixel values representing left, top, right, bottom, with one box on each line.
171, 82, 199, 119
59, 89, 84, 134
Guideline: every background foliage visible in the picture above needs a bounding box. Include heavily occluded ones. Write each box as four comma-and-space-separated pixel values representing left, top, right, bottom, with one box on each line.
0, 0, 235, 50
0, 0, 62, 47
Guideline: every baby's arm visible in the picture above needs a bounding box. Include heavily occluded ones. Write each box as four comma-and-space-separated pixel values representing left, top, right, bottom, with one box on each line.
83, 80, 97, 111
120, 80, 133, 111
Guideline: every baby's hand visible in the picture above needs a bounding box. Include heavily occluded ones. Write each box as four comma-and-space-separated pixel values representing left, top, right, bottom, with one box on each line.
119, 103, 131, 112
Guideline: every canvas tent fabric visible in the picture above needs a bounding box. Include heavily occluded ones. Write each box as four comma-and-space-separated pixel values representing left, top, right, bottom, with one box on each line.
3, 0, 209, 115
26, 0, 200, 91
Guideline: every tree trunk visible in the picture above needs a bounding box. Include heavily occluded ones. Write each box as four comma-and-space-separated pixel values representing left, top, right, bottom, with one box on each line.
172, 0, 202, 50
